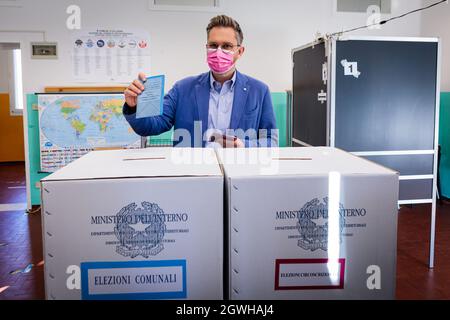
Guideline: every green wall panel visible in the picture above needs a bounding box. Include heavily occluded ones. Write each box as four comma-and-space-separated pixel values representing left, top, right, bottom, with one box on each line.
439, 92, 450, 198
271, 92, 288, 148
26, 94, 50, 206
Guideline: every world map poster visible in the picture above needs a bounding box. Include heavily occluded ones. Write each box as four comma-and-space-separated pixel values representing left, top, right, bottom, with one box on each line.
38, 94, 141, 172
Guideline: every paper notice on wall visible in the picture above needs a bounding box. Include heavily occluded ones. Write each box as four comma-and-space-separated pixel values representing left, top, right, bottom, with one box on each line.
341, 59, 361, 79
72, 29, 151, 83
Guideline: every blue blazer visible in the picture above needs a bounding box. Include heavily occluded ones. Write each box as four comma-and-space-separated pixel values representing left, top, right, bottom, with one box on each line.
123, 71, 278, 147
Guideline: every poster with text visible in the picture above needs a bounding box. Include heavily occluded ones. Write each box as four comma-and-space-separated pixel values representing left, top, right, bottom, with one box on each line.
72, 29, 151, 83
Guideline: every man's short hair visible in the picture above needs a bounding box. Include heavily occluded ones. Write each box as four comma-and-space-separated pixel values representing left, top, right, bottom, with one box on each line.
207, 15, 244, 46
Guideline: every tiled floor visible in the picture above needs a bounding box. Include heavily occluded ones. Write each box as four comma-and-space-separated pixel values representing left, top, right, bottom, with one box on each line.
0, 162, 44, 300
396, 202, 450, 299
0, 162, 449, 300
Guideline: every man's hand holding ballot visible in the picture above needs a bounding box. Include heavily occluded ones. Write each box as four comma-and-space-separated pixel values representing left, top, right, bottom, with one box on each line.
124, 72, 146, 108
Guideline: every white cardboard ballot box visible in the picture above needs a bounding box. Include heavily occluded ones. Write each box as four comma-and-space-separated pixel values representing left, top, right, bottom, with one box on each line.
216, 147, 399, 300
41, 148, 223, 300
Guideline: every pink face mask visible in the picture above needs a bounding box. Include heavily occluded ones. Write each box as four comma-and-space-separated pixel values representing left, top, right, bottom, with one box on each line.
207, 49, 235, 74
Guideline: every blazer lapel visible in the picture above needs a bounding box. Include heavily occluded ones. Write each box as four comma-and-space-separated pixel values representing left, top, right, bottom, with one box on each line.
230, 71, 249, 130
195, 72, 211, 135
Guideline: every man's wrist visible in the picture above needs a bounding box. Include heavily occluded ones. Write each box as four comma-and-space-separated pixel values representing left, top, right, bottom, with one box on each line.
123, 103, 137, 115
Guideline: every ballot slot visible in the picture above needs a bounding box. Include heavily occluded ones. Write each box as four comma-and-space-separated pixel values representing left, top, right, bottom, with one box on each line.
122, 157, 166, 161
273, 158, 313, 161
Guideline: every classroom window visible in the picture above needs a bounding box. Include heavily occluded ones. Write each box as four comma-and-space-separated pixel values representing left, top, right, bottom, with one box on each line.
0, 43, 23, 115
336, 0, 391, 14
10, 48, 24, 114
149, 0, 221, 12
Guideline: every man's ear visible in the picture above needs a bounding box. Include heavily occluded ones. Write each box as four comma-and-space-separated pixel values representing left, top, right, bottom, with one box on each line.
238, 46, 245, 58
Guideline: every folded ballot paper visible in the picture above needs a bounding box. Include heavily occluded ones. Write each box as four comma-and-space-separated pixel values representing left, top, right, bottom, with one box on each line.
136, 75, 165, 119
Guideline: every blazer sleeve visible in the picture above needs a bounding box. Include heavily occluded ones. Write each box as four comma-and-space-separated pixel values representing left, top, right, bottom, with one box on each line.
245, 85, 279, 148
123, 83, 178, 137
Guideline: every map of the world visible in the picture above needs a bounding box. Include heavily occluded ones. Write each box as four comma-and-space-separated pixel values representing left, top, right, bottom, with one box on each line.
38, 94, 141, 172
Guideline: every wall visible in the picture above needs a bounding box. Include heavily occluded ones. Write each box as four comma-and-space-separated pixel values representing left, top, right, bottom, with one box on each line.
0, 0, 425, 208
0, 0, 424, 94
421, 0, 450, 92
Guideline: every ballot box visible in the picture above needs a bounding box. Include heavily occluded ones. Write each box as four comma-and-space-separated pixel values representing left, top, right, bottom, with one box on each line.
41, 148, 223, 300
216, 147, 399, 300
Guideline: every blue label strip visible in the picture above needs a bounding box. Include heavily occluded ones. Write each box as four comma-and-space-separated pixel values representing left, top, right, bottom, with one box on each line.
80, 260, 187, 300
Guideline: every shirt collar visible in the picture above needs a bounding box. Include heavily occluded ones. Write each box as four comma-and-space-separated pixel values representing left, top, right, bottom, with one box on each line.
210, 71, 237, 92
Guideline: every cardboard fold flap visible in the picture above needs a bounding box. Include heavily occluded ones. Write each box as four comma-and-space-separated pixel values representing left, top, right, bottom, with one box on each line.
42, 148, 222, 182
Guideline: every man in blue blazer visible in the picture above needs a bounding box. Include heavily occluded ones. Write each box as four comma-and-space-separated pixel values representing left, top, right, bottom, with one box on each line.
123, 15, 278, 148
